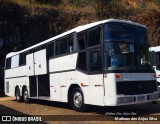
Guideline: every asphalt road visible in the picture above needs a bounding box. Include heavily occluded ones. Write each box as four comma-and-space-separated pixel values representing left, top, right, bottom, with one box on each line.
0, 97, 160, 124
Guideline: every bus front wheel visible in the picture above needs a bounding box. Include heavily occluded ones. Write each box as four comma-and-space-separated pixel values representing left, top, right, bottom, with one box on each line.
71, 88, 86, 112
15, 88, 22, 102
23, 87, 29, 103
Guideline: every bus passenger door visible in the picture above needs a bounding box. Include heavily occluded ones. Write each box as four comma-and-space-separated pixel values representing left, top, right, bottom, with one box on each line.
34, 49, 47, 75
88, 49, 104, 106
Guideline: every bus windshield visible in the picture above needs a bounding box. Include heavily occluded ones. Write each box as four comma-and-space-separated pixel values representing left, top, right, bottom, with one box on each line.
104, 23, 151, 71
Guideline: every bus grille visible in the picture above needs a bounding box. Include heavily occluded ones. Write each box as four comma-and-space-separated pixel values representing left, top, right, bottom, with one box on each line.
116, 81, 157, 95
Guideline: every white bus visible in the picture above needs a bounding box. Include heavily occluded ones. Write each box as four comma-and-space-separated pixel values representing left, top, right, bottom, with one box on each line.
5, 19, 159, 111
149, 46, 160, 95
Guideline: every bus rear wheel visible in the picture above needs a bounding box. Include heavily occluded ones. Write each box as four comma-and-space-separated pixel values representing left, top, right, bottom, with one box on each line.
23, 87, 29, 103
71, 88, 86, 112
15, 88, 22, 102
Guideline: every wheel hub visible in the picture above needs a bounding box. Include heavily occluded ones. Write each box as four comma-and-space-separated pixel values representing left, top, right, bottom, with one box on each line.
24, 90, 28, 101
16, 91, 20, 100
73, 92, 82, 107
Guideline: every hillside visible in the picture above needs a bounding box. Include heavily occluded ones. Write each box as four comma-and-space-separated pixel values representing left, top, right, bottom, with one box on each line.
0, 0, 160, 54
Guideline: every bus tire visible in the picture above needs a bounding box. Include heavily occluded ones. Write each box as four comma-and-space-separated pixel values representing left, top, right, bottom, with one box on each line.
15, 88, 22, 102
23, 87, 29, 103
71, 88, 86, 112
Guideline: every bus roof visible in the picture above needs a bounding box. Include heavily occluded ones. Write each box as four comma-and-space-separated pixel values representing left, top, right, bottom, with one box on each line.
6, 19, 146, 58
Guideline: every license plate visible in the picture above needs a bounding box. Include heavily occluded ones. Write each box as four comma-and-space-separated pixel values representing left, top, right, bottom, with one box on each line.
137, 95, 145, 102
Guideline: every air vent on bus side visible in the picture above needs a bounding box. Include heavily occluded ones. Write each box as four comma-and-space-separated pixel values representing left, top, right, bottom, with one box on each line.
6, 81, 9, 93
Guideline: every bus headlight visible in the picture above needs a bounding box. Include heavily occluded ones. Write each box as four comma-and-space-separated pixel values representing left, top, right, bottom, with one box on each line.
117, 97, 134, 104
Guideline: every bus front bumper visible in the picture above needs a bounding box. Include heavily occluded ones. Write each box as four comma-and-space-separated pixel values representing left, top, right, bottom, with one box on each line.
104, 92, 159, 106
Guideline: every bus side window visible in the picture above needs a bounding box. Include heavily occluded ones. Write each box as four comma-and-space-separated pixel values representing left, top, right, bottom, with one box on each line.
77, 52, 87, 72
87, 27, 101, 47
19, 52, 27, 66
6, 58, 11, 69
77, 32, 87, 51
56, 37, 68, 56
68, 34, 73, 53
11, 55, 19, 68
47, 42, 54, 59
40, 44, 47, 50
89, 50, 101, 72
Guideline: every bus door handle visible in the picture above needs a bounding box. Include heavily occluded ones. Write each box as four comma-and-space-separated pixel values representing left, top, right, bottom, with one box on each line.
29, 66, 31, 70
